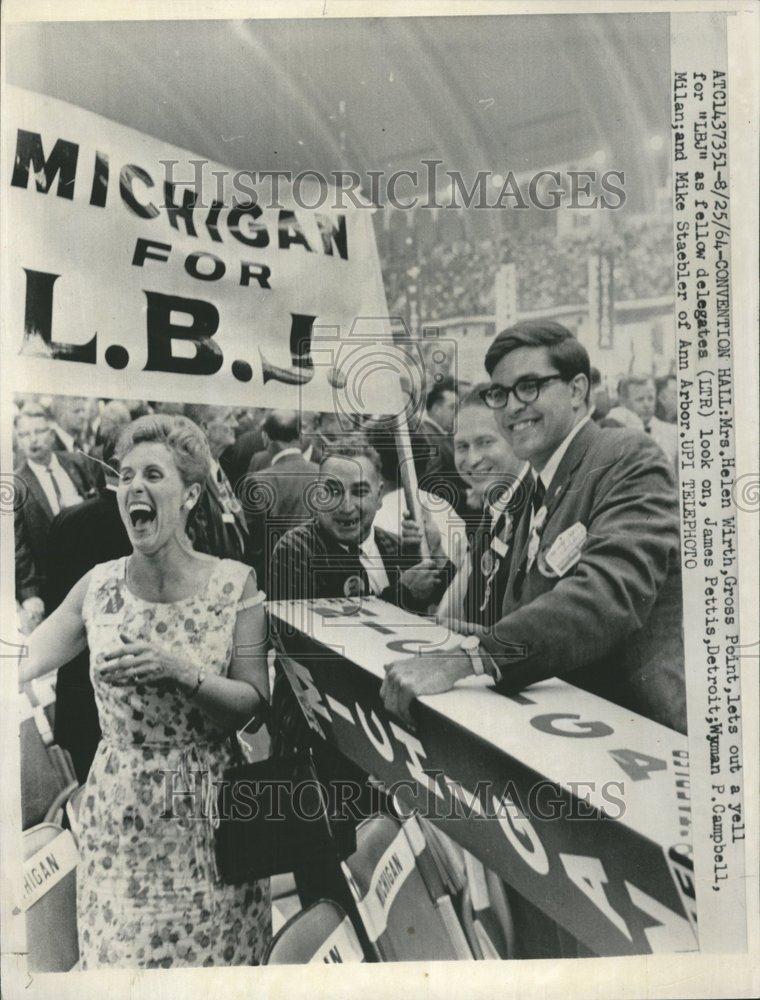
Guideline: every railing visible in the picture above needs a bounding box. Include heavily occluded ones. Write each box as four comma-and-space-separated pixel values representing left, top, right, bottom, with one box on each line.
269, 596, 697, 958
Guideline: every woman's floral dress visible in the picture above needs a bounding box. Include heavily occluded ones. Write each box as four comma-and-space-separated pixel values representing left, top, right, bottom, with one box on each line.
77, 556, 270, 969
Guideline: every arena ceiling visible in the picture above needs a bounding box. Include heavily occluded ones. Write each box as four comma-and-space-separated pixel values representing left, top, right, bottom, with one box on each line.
7, 13, 670, 202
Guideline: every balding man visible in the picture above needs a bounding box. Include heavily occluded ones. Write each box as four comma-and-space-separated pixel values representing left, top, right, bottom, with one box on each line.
241, 409, 318, 583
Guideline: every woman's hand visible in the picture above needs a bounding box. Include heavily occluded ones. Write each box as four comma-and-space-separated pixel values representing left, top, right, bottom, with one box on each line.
98, 639, 197, 689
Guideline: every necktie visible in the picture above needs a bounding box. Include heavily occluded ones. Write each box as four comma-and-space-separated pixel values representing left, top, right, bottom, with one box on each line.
532, 476, 546, 514
45, 465, 62, 515
514, 477, 546, 601
343, 543, 370, 595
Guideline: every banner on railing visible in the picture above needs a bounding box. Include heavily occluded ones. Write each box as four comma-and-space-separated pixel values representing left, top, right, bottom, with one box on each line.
269, 596, 698, 957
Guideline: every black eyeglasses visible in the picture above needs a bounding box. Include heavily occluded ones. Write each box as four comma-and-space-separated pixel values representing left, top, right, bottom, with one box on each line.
480, 374, 565, 409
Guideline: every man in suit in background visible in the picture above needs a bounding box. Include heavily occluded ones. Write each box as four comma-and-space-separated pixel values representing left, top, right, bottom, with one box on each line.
270, 438, 448, 612
46, 420, 132, 781
242, 409, 318, 582
656, 373, 678, 424
416, 376, 472, 523
48, 395, 92, 455
14, 404, 94, 633
615, 373, 678, 467
185, 404, 250, 561
382, 319, 685, 737
220, 407, 267, 486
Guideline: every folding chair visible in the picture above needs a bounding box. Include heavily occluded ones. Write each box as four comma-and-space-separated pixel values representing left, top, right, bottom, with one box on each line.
31, 670, 58, 733
341, 814, 473, 962
410, 813, 516, 959
398, 812, 473, 958
22, 822, 79, 972
462, 850, 515, 958
264, 899, 364, 965
19, 692, 77, 830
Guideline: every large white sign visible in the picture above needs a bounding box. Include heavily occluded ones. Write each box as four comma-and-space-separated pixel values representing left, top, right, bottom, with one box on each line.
2, 85, 405, 413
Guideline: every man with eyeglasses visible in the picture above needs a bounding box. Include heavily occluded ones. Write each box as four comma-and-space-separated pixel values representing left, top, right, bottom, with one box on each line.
381, 319, 685, 737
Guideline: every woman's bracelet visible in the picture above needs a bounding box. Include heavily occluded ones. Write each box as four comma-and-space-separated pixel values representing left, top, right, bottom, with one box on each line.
189, 666, 207, 699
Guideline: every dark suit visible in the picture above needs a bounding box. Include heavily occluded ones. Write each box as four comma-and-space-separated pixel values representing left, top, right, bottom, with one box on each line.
14, 454, 93, 606
269, 520, 448, 613
463, 473, 531, 628
242, 451, 319, 582
46, 489, 131, 611
220, 426, 265, 488
477, 420, 686, 733
415, 415, 471, 520
46, 489, 132, 782
248, 448, 272, 474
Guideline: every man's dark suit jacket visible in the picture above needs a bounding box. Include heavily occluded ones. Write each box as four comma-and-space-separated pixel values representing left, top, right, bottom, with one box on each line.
14, 454, 93, 606
242, 452, 319, 583
46, 488, 131, 611
414, 415, 470, 520
46, 488, 132, 782
220, 425, 266, 487
476, 420, 686, 734
247, 448, 272, 474
463, 474, 531, 628
269, 519, 446, 610
269, 519, 452, 755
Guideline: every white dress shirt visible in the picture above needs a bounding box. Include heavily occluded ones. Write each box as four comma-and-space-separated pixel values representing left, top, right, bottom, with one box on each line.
27, 454, 83, 515
535, 413, 592, 492
358, 532, 390, 596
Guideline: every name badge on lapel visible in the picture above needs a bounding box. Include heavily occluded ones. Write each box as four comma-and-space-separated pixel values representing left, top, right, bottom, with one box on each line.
539, 522, 587, 578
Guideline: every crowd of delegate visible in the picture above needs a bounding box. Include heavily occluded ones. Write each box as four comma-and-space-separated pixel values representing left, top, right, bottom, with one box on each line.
379, 214, 674, 322
14, 320, 683, 968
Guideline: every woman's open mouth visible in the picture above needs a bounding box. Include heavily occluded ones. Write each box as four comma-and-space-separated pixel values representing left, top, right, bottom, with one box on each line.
128, 501, 157, 533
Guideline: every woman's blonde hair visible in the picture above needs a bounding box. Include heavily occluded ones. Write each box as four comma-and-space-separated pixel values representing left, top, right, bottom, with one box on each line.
115, 414, 212, 486
115, 413, 241, 557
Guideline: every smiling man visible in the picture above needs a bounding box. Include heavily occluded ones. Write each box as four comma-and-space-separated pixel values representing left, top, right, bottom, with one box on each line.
269, 437, 447, 611
382, 319, 686, 735
437, 385, 529, 626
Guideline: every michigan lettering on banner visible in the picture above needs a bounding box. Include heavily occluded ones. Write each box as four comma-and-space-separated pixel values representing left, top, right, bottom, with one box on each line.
3, 85, 405, 413
269, 597, 698, 957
